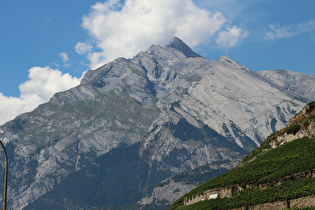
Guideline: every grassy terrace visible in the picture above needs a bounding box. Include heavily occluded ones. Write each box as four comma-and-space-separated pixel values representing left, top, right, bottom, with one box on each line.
171, 137, 315, 210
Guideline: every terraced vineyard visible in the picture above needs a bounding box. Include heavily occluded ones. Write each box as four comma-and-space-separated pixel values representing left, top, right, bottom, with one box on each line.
171, 102, 315, 210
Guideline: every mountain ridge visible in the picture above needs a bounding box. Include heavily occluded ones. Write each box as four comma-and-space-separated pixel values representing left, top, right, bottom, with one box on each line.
0, 37, 310, 209
257, 69, 315, 101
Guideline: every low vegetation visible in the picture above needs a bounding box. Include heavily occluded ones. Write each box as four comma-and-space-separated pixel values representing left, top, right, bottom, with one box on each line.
171, 137, 315, 210
286, 124, 302, 135
178, 177, 315, 210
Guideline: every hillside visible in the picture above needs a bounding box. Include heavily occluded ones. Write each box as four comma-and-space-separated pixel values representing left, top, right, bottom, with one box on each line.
171, 101, 315, 209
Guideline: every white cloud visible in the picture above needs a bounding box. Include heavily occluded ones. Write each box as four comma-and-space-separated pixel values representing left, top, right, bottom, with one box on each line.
265, 20, 315, 41
78, 0, 227, 69
265, 23, 293, 40
59, 52, 69, 62
216, 26, 248, 48
59, 52, 71, 67
0, 66, 80, 125
75, 42, 93, 55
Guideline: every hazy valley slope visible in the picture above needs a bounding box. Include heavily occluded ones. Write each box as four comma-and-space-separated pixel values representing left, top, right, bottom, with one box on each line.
0, 37, 308, 209
171, 101, 315, 210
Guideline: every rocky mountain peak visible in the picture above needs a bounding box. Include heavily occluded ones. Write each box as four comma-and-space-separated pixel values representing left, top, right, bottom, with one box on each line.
219, 55, 251, 72
220, 55, 233, 62
166, 37, 201, 58
0, 37, 309, 209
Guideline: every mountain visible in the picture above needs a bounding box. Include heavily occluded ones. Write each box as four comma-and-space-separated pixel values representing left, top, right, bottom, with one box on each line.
0, 37, 309, 209
166, 37, 202, 58
257, 69, 315, 101
171, 101, 315, 209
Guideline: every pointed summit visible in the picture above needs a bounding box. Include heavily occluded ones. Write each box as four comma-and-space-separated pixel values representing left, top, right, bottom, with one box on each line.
166, 37, 201, 58
219, 55, 251, 72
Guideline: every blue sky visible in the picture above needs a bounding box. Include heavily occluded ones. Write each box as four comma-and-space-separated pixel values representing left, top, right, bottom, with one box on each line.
0, 0, 315, 125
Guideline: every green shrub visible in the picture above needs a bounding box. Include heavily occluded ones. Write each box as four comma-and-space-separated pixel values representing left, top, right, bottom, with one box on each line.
307, 101, 315, 110
286, 124, 301, 135
308, 114, 315, 122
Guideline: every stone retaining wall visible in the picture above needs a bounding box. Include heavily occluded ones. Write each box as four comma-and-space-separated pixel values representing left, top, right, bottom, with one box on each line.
233, 195, 315, 210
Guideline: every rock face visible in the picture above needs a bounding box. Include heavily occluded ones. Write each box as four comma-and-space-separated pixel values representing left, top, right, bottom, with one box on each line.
172, 102, 315, 210
0, 37, 308, 209
257, 69, 315, 101
140, 157, 243, 206
269, 101, 315, 149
